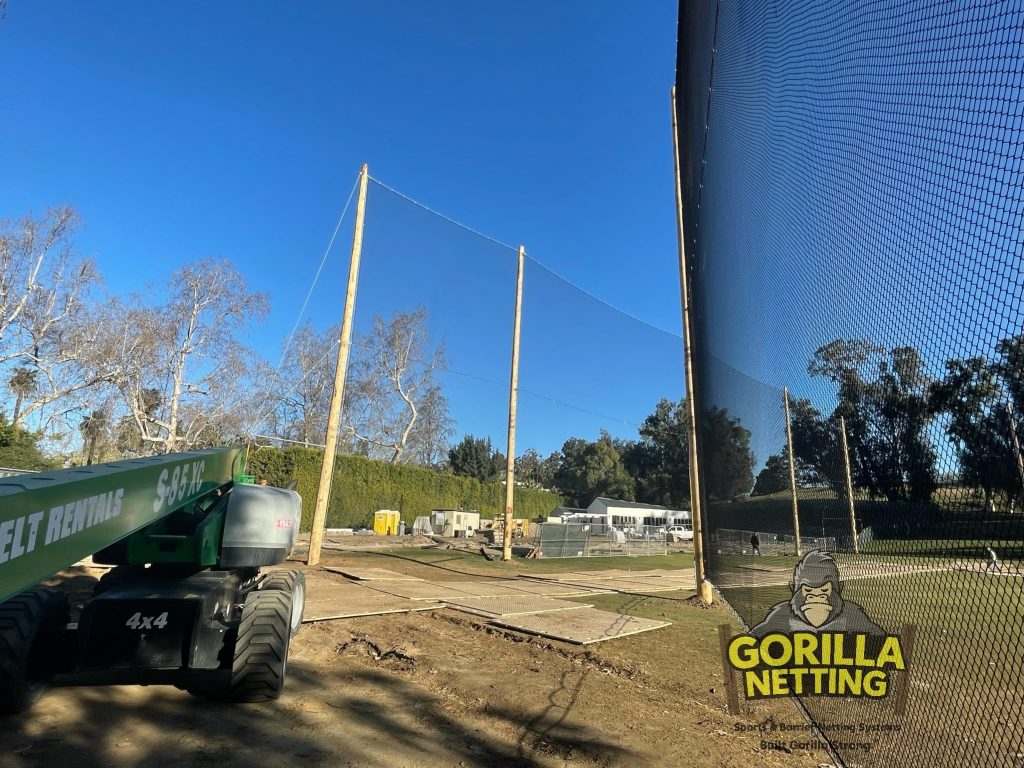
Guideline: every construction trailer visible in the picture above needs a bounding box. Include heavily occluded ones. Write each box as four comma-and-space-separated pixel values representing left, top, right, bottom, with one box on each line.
431, 509, 480, 538
0, 447, 307, 714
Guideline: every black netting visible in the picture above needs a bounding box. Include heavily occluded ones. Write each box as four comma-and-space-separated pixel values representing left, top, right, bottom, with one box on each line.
677, 1, 1024, 765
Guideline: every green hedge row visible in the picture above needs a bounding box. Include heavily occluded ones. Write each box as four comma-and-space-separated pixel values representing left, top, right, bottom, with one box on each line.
247, 446, 563, 531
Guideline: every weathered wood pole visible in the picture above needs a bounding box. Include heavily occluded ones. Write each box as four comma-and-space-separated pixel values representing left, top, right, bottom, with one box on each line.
671, 87, 711, 603
307, 163, 369, 566
502, 246, 525, 562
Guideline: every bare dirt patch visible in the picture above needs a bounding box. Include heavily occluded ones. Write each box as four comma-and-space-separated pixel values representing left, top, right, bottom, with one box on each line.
0, 552, 833, 768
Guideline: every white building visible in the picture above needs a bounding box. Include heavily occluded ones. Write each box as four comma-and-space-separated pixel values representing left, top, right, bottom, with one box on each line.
584, 497, 690, 531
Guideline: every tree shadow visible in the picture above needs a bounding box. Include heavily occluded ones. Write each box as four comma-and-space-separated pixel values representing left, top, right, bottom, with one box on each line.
287, 665, 636, 768
1, 656, 638, 768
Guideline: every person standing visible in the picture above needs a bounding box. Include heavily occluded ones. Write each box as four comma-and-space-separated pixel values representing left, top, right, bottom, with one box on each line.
750, 533, 761, 556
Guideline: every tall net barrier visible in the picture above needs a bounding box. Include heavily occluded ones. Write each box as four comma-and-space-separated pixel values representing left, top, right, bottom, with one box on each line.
259, 173, 688, 533
677, 1, 1024, 766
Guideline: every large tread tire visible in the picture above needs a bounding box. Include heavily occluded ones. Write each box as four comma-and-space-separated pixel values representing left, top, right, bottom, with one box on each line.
225, 589, 293, 702
0, 588, 69, 715
260, 570, 305, 635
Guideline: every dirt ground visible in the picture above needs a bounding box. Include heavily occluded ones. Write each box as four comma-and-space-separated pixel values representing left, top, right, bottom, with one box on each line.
0, 550, 835, 768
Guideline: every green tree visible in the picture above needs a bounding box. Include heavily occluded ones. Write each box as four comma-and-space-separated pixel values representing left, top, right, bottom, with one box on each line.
514, 448, 559, 489
808, 339, 937, 502
79, 409, 108, 465
0, 416, 55, 470
620, 398, 691, 507
931, 347, 1022, 508
752, 454, 790, 496
702, 407, 755, 501
750, 451, 819, 497
448, 435, 503, 482
786, 396, 844, 494
7, 367, 35, 425
553, 432, 634, 507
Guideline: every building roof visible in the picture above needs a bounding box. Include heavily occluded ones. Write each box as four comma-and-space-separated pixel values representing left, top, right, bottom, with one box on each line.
590, 497, 688, 512
551, 506, 587, 516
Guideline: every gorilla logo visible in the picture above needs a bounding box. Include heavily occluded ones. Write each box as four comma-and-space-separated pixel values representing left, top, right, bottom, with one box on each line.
749, 550, 884, 638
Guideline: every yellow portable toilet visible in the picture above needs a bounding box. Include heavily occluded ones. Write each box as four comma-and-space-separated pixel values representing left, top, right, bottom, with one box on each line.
373, 509, 400, 536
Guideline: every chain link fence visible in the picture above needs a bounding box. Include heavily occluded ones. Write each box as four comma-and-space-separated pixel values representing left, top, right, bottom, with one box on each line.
678, 0, 1024, 765
533, 522, 677, 558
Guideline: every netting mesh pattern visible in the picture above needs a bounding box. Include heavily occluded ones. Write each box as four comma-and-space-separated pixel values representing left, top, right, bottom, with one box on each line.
677, 1, 1024, 766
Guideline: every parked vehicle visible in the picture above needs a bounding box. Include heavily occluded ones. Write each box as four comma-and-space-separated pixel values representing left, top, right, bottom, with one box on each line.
667, 525, 693, 542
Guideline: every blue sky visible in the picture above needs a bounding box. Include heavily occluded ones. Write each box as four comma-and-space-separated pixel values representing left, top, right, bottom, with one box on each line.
0, 1, 683, 456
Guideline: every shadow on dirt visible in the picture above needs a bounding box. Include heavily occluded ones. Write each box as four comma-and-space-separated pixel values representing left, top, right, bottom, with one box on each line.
0, 657, 637, 768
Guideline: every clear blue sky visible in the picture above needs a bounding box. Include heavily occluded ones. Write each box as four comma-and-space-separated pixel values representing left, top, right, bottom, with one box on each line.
0, 1, 684, 456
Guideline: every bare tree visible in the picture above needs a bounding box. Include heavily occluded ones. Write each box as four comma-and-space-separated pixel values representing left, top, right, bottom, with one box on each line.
271, 323, 336, 445
407, 382, 455, 466
0, 207, 110, 434
106, 259, 269, 455
341, 308, 452, 464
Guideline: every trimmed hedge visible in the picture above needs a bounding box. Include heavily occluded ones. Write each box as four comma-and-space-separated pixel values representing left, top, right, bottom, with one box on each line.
247, 446, 562, 531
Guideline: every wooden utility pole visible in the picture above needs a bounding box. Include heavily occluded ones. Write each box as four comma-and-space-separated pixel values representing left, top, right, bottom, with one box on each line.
1008, 403, 1024, 494
671, 87, 711, 604
839, 415, 859, 553
307, 163, 369, 566
783, 387, 802, 557
502, 246, 525, 562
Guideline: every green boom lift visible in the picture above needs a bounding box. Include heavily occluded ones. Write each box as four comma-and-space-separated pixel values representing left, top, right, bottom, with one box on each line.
0, 447, 307, 713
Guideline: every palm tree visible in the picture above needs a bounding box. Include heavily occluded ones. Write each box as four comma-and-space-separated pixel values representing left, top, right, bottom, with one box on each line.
79, 410, 108, 465
8, 367, 36, 426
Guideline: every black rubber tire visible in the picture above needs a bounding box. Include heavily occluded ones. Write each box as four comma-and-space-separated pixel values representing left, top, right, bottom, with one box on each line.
0, 588, 69, 715
260, 570, 305, 635
225, 589, 293, 702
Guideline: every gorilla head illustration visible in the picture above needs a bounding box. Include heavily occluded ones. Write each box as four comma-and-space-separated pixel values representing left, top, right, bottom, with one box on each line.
749, 549, 884, 637
788, 550, 844, 628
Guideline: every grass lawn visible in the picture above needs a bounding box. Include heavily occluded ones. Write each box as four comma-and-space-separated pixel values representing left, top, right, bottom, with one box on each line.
708, 549, 1024, 767
330, 546, 694, 579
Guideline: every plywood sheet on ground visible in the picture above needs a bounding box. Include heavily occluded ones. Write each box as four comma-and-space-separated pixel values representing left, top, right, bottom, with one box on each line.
614, 577, 696, 589
523, 580, 624, 593
575, 568, 694, 580
565, 570, 639, 580
490, 608, 671, 645
499, 580, 611, 597
363, 581, 480, 601
302, 570, 435, 620
304, 590, 436, 621
443, 595, 593, 618
442, 581, 536, 597
736, 564, 791, 572
526, 569, 693, 582
520, 575, 694, 594
628, 569, 695, 578
322, 567, 422, 581
603, 579, 695, 593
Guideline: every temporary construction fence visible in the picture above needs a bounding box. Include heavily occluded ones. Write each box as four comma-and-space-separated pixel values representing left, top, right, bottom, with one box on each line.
533, 523, 673, 558
677, 1, 1024, 766
710, 528, 835, 557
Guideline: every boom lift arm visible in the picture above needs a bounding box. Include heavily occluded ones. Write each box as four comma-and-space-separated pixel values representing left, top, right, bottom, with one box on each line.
0, 448, 245, 603
0, 447, 307, 712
